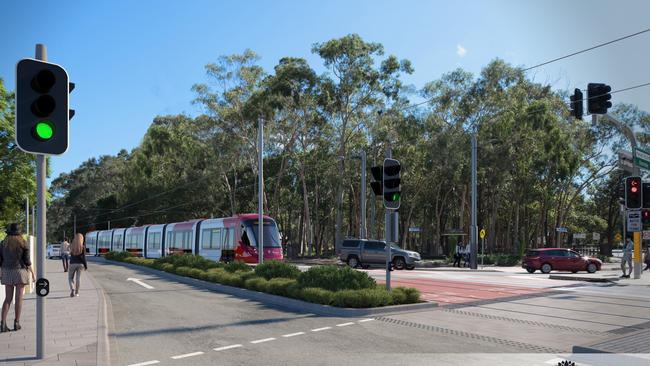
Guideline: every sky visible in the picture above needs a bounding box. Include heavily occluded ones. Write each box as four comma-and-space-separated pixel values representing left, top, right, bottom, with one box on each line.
1, 0, 649, 180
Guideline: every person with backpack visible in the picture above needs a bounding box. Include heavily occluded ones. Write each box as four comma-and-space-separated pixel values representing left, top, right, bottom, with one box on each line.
0, 223, 36, 332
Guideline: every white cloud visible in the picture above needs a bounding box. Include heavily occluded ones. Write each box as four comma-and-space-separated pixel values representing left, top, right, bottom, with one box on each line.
456, 44, 467, 58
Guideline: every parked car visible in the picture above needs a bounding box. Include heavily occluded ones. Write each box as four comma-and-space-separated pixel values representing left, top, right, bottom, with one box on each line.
522, 248, 602, 274
339, 239, 421, 270
47, 243, 62, 259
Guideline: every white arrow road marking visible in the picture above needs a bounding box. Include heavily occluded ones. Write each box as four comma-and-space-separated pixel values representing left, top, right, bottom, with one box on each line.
214, 344, 243, 351
171, 351, 204, 359
127, 278, 154, 289
128, 361, 159, 366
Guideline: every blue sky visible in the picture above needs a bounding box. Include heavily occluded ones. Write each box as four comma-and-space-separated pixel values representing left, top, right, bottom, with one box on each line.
1, 0, 649, 180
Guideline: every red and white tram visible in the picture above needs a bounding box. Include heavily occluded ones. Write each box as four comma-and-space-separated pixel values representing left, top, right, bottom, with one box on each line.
84, 214, 282, 263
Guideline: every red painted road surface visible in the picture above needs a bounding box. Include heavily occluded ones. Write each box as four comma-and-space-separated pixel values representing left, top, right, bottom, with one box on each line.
377, 277, 548, 305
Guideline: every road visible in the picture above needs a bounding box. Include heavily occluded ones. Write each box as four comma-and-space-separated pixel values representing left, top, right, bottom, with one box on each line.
92, 260, 650, 366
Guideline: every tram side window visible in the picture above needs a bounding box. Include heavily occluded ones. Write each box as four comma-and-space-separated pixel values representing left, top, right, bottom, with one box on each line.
149, 233, 161, 249
223, 228, 234, 250
201, 228, 221, 249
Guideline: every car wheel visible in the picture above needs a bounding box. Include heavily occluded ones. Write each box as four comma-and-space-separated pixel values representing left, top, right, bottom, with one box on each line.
526, 268, 535, 274
347, 256, 360, 268
571, 270, 578, 273
587, 263, 597, 273
406, 265, 415, 270
393, 257, 406, 270
541, 263, 552, 274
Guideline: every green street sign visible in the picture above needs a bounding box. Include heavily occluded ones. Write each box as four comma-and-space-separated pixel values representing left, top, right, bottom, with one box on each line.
634, 147, 650, 171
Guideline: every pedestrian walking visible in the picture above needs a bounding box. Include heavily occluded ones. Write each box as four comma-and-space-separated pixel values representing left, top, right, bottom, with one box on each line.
61, 239, 70, 272
68, 233, 87, 297
0, 223, 36, 332
463, 244, 471, 268
620, 237, 633, 278
453, 241, 463, 267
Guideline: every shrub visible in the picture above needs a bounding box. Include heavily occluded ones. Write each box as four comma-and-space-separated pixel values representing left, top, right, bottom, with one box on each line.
188, 268, 207, 280
299, 287, 334, 305
105, 251, 133, 261
391, 287, 421, 304
597, 254, 611, 263
224, 261, 252, 273
255, 260, 301, 280
332, 288, 393, 308
153, 254, 221, 271
244, 277, 270, 292
205, 268, 227, 283
297, 265, 376, 292
221, 272, 244, 287
266, 278, 298, 297
175, 266, 194, 277
123, 257, 155, 267
238, 270, 258, 283
159, 263, 175, 272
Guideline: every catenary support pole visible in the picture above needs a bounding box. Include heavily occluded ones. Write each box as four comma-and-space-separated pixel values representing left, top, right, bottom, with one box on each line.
360, 150, 366, 239
470, 132, 478, 269
35, 43, 47, 359
258, 117, 264, 264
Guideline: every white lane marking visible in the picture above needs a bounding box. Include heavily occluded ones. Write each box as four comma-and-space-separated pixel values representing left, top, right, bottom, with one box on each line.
336, 322, 355, 327
544, 358, 567, 365
250, 337, 276, 344
311, 326, 331, 332
214, 344, 243, 351
126, 278, 154, 289
170, 351, 204, 359
128, 361, 160, 366
282, 332, 305, 337
358, 318, 375, 323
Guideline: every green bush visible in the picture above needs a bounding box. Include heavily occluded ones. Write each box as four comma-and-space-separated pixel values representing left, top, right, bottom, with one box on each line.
255, 260, 301, 280
597, 254, 611, 263
332, 288, 393, 308
391, 287, 421, 304
123, 257, 155, 267
205, 268, 227, 283
188, 268, 207, 280
159, 263, 175, 272
224, 261, 251, 273
175, 266, 193, 277
266, 278, 298, 297
153, 254, 221, 271
244, 277, 270, 292
105, 251, 133, 261
238, 270, 258, 283
297, 265, 376, 292
221, 272, 244, 287
299, 287, 334, 305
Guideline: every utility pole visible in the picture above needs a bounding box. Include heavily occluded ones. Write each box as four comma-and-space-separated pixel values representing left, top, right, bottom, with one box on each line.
258, 117, 264, 265
385, 148, 393, 290
470, 132, 478, 269
32, 206, 35, 237
360, 150, 367, 239
25, 197, 29, 238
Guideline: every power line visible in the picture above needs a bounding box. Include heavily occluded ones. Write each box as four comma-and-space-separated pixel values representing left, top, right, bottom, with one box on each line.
523, 28, 650, 71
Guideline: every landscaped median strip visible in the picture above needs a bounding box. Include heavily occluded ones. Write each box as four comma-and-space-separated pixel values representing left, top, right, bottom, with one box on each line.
170, 351, 204, 359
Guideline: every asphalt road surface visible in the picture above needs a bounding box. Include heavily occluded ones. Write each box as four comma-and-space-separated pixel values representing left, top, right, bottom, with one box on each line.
91, 261, 650, 366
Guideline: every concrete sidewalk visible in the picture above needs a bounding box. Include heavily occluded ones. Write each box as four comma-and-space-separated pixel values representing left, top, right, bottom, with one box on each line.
0, 258, 109, 365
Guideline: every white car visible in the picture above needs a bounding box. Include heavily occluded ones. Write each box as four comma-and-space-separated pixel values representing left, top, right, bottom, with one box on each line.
47, 244, 61, 259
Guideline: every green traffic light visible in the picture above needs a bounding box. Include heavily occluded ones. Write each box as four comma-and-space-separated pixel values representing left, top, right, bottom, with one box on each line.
34, 120, 54, 140
392, 193, 400, 201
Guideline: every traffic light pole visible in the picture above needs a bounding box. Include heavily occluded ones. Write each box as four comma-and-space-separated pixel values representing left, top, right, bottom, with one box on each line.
35, 43, 47, 359
360, 150, 367, 239
385, 148, 392, 290
258, 117, 264, 265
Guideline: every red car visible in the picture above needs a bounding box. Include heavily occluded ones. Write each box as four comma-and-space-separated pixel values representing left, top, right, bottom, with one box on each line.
522, 248, 602, 274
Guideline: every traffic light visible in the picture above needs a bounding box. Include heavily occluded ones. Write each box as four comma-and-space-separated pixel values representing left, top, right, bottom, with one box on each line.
370, 165, 383, 196
643, 183, 650, 209
642, 210, 650, 226
625, 176, 642, 209
15, 58, 71, 155
587, 83, 612, 115
383, 158, 401, 210
569, 88, 583, 120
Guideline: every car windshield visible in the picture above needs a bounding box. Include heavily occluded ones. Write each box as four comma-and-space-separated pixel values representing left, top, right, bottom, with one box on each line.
390, 243, 402, 250
525, 250, 539, 257
243, 219, 281, 248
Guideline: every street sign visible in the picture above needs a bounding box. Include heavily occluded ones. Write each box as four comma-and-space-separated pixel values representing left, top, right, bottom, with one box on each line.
574, 233, 586, 239
556, 227, 568, 233
408, 227, 421, 233
614, 232, 622, 242
634, 147, 650, 171
618, 150, 634, 173
627, 210, 642, 232
479, 229, 486, 239
592, 232, 600, 241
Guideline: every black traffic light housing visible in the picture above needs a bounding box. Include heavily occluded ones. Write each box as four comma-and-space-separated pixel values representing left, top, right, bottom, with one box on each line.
370, 165, 383, 196
587, 83, 612, 115
383, 158, 401, 210
643, 210, 650, 226
570, 88, 583, 120
643, 183, 650, 209
625, 176, 642, 209
15, 58, 71, 155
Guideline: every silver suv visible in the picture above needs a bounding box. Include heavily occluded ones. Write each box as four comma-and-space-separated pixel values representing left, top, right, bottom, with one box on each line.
339, 239, 420, 270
